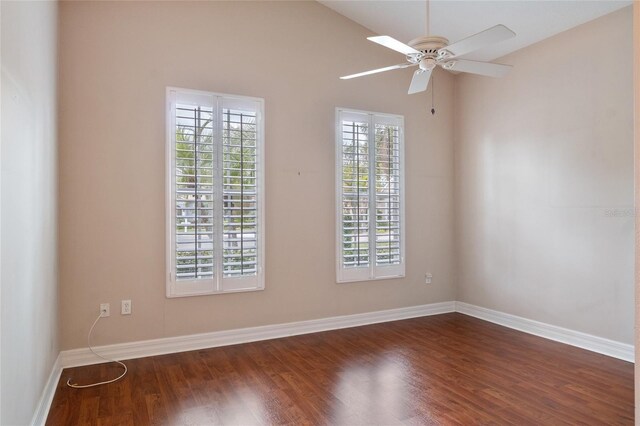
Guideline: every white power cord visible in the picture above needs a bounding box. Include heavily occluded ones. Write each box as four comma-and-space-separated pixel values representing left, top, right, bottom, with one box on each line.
66, 312, 128, 389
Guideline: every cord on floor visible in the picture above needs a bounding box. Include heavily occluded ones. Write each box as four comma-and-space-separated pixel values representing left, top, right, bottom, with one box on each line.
66, 312, 127, 389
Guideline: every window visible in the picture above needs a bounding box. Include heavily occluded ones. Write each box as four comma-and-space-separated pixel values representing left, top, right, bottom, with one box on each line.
166, 88, 264, 297
336, 108, 405, 283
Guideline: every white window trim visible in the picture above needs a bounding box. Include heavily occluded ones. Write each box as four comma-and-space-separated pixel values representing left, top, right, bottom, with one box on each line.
335, 107, 406, 283
166, 87, 265, 297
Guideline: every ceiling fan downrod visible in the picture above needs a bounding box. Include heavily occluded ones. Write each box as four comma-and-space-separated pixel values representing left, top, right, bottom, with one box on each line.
426, 0, 430, 36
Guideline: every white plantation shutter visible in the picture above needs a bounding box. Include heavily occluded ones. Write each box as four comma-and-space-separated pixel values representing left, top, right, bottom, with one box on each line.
336, 109, 405, 282
220, 98, 262, 291
373, 117, 403, 277
338, 111, 371, 281
167, 88, 264, 297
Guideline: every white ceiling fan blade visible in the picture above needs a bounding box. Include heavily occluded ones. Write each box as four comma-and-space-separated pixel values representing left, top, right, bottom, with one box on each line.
443, 59, 512, 78
408, 68, 432, 94
438, 25, 515, 59
340, 63, 415, 80
367, 35, 421, 56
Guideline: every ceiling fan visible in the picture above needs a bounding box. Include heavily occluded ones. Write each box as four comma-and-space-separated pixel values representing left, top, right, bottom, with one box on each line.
340, 1, 516, 94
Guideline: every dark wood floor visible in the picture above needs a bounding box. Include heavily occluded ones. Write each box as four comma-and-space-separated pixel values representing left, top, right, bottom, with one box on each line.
46, 313, 633, 425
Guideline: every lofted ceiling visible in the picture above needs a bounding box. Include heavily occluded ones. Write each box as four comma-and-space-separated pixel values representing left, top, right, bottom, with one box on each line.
318, 0, 631, 62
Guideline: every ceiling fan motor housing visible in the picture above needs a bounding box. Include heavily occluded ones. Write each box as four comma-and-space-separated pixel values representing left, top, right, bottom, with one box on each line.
407, 35, 449, 61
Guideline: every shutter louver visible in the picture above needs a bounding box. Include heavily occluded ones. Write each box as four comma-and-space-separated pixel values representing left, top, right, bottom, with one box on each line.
175, 104, 215, 280
375, 124, 401, 266
222, 109, 258, 277
341, 120, 370, 268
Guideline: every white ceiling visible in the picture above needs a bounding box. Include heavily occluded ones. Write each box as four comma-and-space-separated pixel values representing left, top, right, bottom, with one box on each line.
318, 0, 631, 62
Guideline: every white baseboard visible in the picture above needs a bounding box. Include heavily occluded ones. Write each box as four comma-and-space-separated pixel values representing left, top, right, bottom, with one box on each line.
30, 354, 62, 426
59, 301, 456, 368
455, 302, 634, 362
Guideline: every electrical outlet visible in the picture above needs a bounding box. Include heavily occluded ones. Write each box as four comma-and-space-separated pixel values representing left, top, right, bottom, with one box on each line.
100, 303, 110, 317
425, 273, 433, 285
121, 299, 132, 315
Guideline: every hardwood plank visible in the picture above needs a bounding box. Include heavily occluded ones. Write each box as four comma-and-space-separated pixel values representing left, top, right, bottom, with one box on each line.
46, 313, 634, 425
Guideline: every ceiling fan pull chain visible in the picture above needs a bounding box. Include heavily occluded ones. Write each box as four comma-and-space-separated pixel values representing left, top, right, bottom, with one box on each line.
431, 73, 436, 115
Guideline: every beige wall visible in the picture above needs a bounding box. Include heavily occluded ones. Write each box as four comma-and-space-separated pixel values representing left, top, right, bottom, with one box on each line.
58, 1, 456, 350
454, 7, 634, 343
1, 1, 59, 424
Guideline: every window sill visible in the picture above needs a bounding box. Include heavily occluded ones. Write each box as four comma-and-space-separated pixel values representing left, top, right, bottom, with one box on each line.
336, 274, 405, 284
166, 286, 265, 299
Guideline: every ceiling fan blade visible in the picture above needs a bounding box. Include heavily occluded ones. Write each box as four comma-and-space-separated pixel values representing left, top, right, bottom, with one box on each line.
408, 68, 432, 94
367, 35, 421, 56
340, 63, 415, 80
443, 59, 512, 78
438, 24, 515, 58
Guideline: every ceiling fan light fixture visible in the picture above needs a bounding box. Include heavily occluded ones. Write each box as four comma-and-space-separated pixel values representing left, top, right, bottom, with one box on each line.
419, 58, 437, 71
